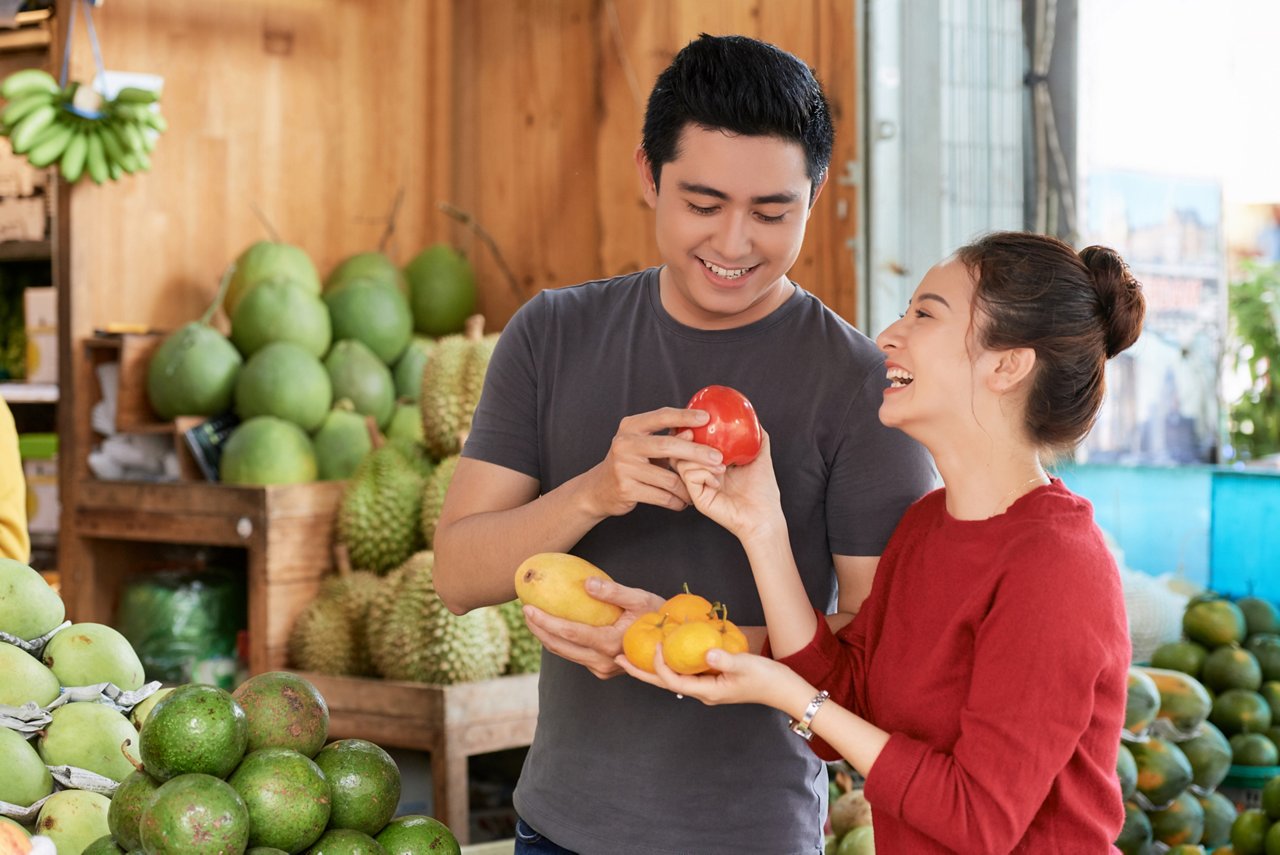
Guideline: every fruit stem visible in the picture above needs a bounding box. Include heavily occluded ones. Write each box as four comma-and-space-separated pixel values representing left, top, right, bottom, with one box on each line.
122, 738, 145, 773
377, 186, 405, 254
199, 262, 236, 325
437, 201, 528, 306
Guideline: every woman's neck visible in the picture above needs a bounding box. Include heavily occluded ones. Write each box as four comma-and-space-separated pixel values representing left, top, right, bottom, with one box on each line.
928, 436, 1048, 521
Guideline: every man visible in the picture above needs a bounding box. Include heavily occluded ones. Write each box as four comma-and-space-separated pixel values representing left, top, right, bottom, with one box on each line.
434, 34, 935, 855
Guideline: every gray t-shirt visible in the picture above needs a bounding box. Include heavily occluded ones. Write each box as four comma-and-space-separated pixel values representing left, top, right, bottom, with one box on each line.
463, 268, 936, 855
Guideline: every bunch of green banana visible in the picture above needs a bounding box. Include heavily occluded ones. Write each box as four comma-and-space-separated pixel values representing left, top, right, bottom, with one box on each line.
0, 67, 165, 185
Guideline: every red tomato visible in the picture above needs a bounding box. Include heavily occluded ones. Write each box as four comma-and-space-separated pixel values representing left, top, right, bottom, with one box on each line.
685, 385, 763, 465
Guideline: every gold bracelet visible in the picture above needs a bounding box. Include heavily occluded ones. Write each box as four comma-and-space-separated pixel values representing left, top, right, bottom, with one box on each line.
788, 690, 829, 741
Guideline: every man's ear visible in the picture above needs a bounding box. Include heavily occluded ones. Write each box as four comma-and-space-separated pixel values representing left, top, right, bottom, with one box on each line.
635, 145, 658, 208
806, 170, 830, 216
987, 346, 1037, 394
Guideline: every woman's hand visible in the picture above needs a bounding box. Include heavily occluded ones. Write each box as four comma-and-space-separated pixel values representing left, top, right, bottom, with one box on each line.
615, 640, 813, 714
674, 430, 786, 543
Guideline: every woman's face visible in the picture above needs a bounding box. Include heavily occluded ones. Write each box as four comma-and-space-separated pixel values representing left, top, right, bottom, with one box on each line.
874, 258, 987, 436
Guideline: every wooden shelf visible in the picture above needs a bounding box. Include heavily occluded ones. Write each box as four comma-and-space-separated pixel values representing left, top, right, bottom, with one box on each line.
0, 9, 53, 53
0, 381, 58, 403
0, 240, 52, 262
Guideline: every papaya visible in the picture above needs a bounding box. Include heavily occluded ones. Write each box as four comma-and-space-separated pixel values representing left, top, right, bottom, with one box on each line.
1116, 743, 1138, 802
1137, 666, 1213, 735
1115, 801, 1153, 855
1196, 789, 1238, 848
1202, 645, 1263, 692
1125, 667, 1162, 737
1128, 735, 1194, 809
1149, 790, 1205, 848
1184, 598, 1247, 648
1151, 639, 1209, 679
1179, 720, 1232, 792
1211, 688, 1273, 736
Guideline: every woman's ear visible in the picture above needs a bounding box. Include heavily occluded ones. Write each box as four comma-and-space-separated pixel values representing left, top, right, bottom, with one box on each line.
986, 347, 1037, 394
635, 145, 658, 208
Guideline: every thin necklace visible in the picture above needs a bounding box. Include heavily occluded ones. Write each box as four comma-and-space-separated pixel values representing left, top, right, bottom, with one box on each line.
991, 472, 1049, 518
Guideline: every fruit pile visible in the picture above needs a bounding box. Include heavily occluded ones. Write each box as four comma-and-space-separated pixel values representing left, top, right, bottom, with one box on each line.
0, 557, 462, 855
619, 585, 748, 676
824, 788, 873, 855
144, 239, 481, 487
0, 69, 164, 185
1115, 591, 1280, 853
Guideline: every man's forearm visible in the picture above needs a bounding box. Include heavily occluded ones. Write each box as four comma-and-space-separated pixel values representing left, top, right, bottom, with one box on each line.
433, 470, 607, 614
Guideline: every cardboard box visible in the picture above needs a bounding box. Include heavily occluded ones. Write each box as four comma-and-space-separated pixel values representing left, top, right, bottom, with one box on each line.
23, 287, 56, 384
0, 195, 45, 241
0, 137, 47, 198
22, 456, 58, 534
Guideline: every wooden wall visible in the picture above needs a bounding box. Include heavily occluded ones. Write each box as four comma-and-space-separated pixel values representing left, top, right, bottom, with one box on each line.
57, 0, 862, 336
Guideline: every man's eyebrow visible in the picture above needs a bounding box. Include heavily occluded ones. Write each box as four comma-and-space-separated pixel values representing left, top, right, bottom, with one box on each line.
677, 181, 800, 206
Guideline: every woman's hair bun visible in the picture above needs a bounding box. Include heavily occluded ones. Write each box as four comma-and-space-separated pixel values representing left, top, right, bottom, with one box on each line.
1079, 245, 1145, 358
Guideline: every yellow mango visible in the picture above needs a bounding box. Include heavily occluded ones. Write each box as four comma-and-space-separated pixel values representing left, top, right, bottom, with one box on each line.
514, 553, 623, 626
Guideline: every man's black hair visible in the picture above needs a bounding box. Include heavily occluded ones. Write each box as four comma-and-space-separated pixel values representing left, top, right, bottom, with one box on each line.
641, 33, 835, 203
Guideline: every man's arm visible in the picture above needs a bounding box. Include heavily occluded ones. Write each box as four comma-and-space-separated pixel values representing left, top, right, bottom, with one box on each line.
827, 553, 878, 634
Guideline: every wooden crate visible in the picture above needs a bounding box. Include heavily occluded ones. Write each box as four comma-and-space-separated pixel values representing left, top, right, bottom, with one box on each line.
67, 479, 345, 675
297, 671, 539, 847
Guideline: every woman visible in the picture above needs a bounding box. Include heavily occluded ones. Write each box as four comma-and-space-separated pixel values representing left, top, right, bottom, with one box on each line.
618, 231, 1144, 853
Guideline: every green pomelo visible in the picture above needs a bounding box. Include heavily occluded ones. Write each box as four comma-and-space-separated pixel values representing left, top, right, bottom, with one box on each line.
0, 641, 60, 706
42, 622, 145, 690
0, 725, 53, 807
307, 828, 388, 855
1264, 774, 1280, 820
1116, 802, 1153, 855
0, 557, 65, 640
1203, 645, 1263, 692
231, 279, 332, 359
228, 747, 330, 852
1128, 736, 1194, 808
313, 403, 374, 481
146, 322, 243, 421
1179, 720, 1233, 792
835, 826, 875, 855
1212, 688, 1273, 736
35, 790, 111, 855
1232, 807, 1270, 855
375, 815, 460, 855
392, 337, 435, 403
384, 402, 424, 444
1148, 789, 1205, 848
234, 341, 333, 432
108, 768, 161, 852
129, 687, 175, 729
1230, 732, 1279, 766
220, 416, 318, 486
325, 251, 407, 296
1116, 742, 1138, 802
313, 739, 401, 836
225, 241, 320, 318
1185, 599, 1248, 648
139, 683, 248, 780
1238, 597, 1280, 637
230, 670, 329, 757
326, 340, 395, 429
1198, 789, 1238, 847
1151, 640, 1210, 679
38, 702, 141, 782
138, 773, 250, 855
247, 849, 290, 855
1247, 634, 1280, 683
404, 245, 476, 337
325, 279, 413, 365
82, 836, 126, 854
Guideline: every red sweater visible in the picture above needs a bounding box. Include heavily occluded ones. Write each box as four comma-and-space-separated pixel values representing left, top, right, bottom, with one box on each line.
777, 480, 1128, 854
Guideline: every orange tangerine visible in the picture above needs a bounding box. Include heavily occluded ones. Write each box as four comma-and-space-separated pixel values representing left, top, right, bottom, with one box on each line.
622, 612, 667, 673
660, 584, 715, 624
662, 620, 724, 675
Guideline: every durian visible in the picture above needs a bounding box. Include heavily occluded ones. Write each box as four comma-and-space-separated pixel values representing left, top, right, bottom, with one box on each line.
421, 453, 459, 548
367, 551, 510, 684
289, 598, 361, 676
336, 444, 427, 574
499, 600, 542, 675
419, 315, 498, 459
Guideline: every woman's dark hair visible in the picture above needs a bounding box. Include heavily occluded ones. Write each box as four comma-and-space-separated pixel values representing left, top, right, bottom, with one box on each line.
955, 231, 1145, 454
641, 33, 834, 204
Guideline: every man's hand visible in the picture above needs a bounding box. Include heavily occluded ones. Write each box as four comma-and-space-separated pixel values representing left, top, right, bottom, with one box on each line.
522, 576, 665, 679
582, 408, 724, 518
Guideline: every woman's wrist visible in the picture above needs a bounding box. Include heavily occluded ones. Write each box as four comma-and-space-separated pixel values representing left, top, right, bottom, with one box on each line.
740, 514, 790, 555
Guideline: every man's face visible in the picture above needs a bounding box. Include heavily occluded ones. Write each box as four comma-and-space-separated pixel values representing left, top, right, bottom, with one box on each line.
638, 125, 823, 330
